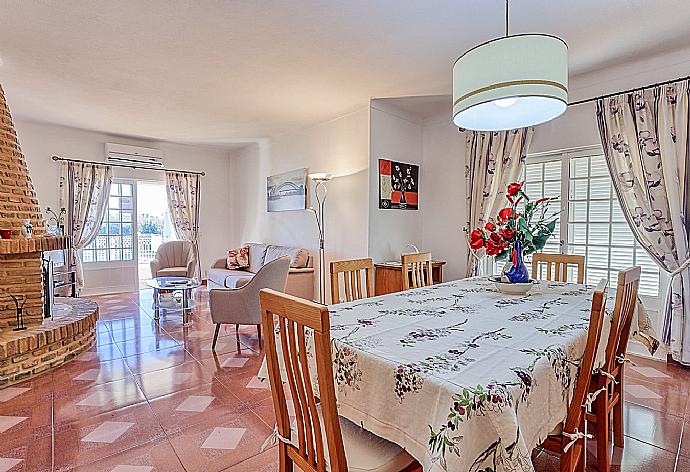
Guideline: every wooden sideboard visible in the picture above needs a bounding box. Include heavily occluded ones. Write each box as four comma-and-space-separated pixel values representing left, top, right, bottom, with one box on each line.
374, 260, 446, 296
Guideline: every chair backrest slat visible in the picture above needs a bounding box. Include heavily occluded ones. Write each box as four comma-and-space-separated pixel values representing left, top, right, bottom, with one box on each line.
279, 316, 307, 455
558, 279, 608, 472
564, 278, 608, 435
402, 252, 433, 290
531, 253, 585, 284
261, 289, 347, 472
602, 266, 641, 373
330, 258, 374, 303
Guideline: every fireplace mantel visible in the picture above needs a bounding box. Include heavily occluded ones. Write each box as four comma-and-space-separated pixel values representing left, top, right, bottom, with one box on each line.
0, 235, 69, 255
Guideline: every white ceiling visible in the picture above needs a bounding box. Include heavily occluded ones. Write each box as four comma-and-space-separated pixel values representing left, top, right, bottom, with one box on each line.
1, 0, 689, 146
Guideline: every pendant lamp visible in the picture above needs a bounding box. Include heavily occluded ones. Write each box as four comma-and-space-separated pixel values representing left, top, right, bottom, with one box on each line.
452, 1, 568, 131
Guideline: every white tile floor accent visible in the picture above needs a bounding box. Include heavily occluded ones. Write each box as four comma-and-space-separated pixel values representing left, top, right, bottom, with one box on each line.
74, 369, 101, 381
0, 387, 30, 402
110, 466, 154, 472
0, 458, 23, 472
76, 392, 112, 407
82, 421, 135, 443
75, 352, 100, 362
200, 427, 246, 450
246, 377, 269, 389
0, 416, 27, 433
221, 357, 248, 368
625, 384, 663, 400
175, 395, 215, 412
172, 373, 194, 384
630, 366, 671, 379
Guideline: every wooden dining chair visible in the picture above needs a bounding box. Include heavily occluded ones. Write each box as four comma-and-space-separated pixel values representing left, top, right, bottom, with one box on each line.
586, 266, 641, 472
260, 288, 420, 472
538, 278, 609, 472
531, 253, 585, 284
401, 252, 433, 290
330, 257, 374, 304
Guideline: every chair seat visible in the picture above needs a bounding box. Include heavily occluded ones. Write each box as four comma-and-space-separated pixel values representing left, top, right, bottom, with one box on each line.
156, 267, 189, 277
289, 406, 415, 472
339, 415, 415, 472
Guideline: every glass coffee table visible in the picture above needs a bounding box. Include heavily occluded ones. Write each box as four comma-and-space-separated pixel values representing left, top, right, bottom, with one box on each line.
146, 277, 201, 326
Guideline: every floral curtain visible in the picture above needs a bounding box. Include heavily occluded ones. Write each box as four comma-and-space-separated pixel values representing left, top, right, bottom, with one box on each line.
596, 80, 690, 364
165, 171, 201, 277
59, 161, 113, 290
465, 127, 534, 277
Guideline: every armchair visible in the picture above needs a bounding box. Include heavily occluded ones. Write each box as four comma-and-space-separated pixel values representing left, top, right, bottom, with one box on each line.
209, 256, 290, 349
150, 240, 196, 278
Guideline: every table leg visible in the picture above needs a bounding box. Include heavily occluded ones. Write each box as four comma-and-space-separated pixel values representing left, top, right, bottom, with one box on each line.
182, 288, 193, 327
154, 288, 160, 320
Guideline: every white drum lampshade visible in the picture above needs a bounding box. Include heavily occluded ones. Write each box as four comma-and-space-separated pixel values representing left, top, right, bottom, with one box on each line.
453, 34, 568, 131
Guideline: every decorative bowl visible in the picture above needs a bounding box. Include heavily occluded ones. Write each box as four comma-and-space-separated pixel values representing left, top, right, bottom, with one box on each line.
489, 276, 536, 295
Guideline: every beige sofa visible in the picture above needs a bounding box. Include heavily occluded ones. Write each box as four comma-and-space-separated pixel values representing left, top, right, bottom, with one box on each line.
208, 243, 315, 300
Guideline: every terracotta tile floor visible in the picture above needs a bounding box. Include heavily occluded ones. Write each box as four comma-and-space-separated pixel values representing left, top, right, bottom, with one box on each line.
0, 287, 688, 471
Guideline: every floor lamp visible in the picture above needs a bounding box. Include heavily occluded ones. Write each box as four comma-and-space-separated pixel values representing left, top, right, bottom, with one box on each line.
308, 172, 332, 304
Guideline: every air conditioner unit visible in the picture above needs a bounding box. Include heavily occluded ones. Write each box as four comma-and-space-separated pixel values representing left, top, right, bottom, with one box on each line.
105, 143, 164, 169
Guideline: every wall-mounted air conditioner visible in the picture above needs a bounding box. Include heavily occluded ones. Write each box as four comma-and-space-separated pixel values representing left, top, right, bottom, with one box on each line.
105, 143, 164, 169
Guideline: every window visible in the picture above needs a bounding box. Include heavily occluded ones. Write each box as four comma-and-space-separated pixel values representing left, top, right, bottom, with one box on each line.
83, 182, 135, 263
524, 147, 660, 297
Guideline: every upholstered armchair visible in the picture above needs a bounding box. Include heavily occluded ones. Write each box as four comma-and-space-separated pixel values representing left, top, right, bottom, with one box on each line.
209, 256, 290, 349
150, 240, 197, 278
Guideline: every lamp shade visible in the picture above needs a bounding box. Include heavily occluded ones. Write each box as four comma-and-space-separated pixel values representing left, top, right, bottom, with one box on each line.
309, 172, 332, 182
453, 34, 568, 131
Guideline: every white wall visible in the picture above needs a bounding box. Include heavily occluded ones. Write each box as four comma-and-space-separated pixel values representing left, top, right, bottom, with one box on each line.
367, 100, 469, 279
13, 119, 232, 295
421, 113, 467, 281
368, 101, 424, 263
229, 107, 370, 303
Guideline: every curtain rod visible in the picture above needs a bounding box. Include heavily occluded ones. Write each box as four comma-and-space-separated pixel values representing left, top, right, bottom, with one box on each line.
51, 155, 205, 176
568, 74, 690, 107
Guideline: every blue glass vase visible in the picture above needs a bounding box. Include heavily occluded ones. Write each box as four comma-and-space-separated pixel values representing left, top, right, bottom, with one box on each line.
505, 240, 530, 283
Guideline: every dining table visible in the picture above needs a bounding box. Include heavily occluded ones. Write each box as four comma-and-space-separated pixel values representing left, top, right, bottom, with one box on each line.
259, 276, 658, 472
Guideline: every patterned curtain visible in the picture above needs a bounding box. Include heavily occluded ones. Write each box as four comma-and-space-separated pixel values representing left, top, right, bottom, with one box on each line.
165, 171, 201, 277
59, 161, 113, 290
596, 80, 690, 364
465, 127, 534, 277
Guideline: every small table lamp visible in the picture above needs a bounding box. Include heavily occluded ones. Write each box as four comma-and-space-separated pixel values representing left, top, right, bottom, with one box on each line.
308, 173, 332, 304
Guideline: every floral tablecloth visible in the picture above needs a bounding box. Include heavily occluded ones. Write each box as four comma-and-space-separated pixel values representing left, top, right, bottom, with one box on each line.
325, 278, 604, 472
259, 277, 659, 471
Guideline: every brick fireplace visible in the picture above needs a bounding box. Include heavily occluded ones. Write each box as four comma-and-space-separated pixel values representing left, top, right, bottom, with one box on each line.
0, 84, 99, 387
0, 84, 70, 328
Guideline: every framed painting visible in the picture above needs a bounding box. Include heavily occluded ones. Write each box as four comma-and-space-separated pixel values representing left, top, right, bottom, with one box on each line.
379, 159, 419, 210
267, 168, 309, 212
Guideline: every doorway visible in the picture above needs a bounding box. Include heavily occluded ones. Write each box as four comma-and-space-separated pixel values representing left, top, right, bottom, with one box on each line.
136, 181, 175, 288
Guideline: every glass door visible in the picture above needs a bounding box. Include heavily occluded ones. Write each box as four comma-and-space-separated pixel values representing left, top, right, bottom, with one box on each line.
136, 181, 175, 288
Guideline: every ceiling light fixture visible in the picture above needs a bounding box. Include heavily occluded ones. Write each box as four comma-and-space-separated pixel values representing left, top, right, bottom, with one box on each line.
452, 0, 568, 131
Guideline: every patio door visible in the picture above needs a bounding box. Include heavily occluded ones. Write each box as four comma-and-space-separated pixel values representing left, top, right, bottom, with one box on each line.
136, 181, 175, 288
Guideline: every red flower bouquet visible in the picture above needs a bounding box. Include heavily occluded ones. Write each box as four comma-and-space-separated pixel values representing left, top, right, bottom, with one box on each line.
470, 181, 557, 261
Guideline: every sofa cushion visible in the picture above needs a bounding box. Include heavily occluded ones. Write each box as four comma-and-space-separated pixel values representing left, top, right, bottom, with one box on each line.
157, 267, 189, 277
208, 268, 253, 288
264, 245, 309, 268
226, 245, 250, 270
246, 243, 268, 273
